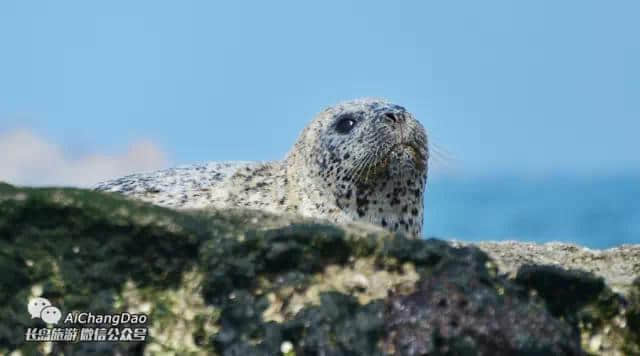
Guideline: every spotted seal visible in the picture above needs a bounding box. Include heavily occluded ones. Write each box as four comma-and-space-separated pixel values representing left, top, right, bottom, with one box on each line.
94, 98, 429, 236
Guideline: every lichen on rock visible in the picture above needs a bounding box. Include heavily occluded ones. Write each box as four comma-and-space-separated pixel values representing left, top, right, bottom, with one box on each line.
0, 183, 638, 355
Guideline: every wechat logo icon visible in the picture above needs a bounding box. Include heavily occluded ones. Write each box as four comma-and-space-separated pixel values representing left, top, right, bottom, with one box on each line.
28, 297, 62, 324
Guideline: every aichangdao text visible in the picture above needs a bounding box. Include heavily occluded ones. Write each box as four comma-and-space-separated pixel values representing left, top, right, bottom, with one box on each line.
64, 312, 148, 326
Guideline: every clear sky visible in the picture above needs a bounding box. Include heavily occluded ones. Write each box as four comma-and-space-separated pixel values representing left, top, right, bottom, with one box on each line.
1, 1, 638, 186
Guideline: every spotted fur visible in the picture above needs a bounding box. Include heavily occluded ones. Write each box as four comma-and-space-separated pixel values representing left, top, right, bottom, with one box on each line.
95, 98, 429, 236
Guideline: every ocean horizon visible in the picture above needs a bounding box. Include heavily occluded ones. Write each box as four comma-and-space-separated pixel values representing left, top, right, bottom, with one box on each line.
423, 174, 639, 248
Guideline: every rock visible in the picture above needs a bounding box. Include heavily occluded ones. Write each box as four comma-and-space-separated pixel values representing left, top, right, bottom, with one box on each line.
0, 183, 638, 355
383, 254, 581, 355
458, 241, 640, 296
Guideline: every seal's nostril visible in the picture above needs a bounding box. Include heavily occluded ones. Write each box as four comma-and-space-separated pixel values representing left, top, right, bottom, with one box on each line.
384, 112, 398, 123
384, 112, 405, 124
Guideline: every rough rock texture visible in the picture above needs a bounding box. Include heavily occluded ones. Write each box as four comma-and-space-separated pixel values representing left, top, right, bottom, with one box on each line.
0, 183, 638, 355
457, 241, 640, 296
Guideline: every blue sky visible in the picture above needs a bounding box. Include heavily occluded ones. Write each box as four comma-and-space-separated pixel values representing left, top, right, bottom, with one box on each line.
1, 1, 639, 185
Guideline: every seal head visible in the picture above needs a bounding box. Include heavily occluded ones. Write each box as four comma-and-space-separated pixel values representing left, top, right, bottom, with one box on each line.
285, 98, 429, 236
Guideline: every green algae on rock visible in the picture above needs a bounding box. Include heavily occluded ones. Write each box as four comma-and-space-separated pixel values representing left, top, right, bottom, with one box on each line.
0, 183, 637, 355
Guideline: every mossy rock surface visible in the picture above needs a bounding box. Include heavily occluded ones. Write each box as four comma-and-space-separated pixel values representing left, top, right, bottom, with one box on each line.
0, 183, 637, 355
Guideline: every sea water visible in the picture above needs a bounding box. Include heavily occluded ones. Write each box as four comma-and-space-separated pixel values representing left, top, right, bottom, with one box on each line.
423, 175, 640, 248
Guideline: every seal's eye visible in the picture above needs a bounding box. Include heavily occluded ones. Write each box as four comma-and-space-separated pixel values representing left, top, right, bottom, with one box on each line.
335, 115, 357, 134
